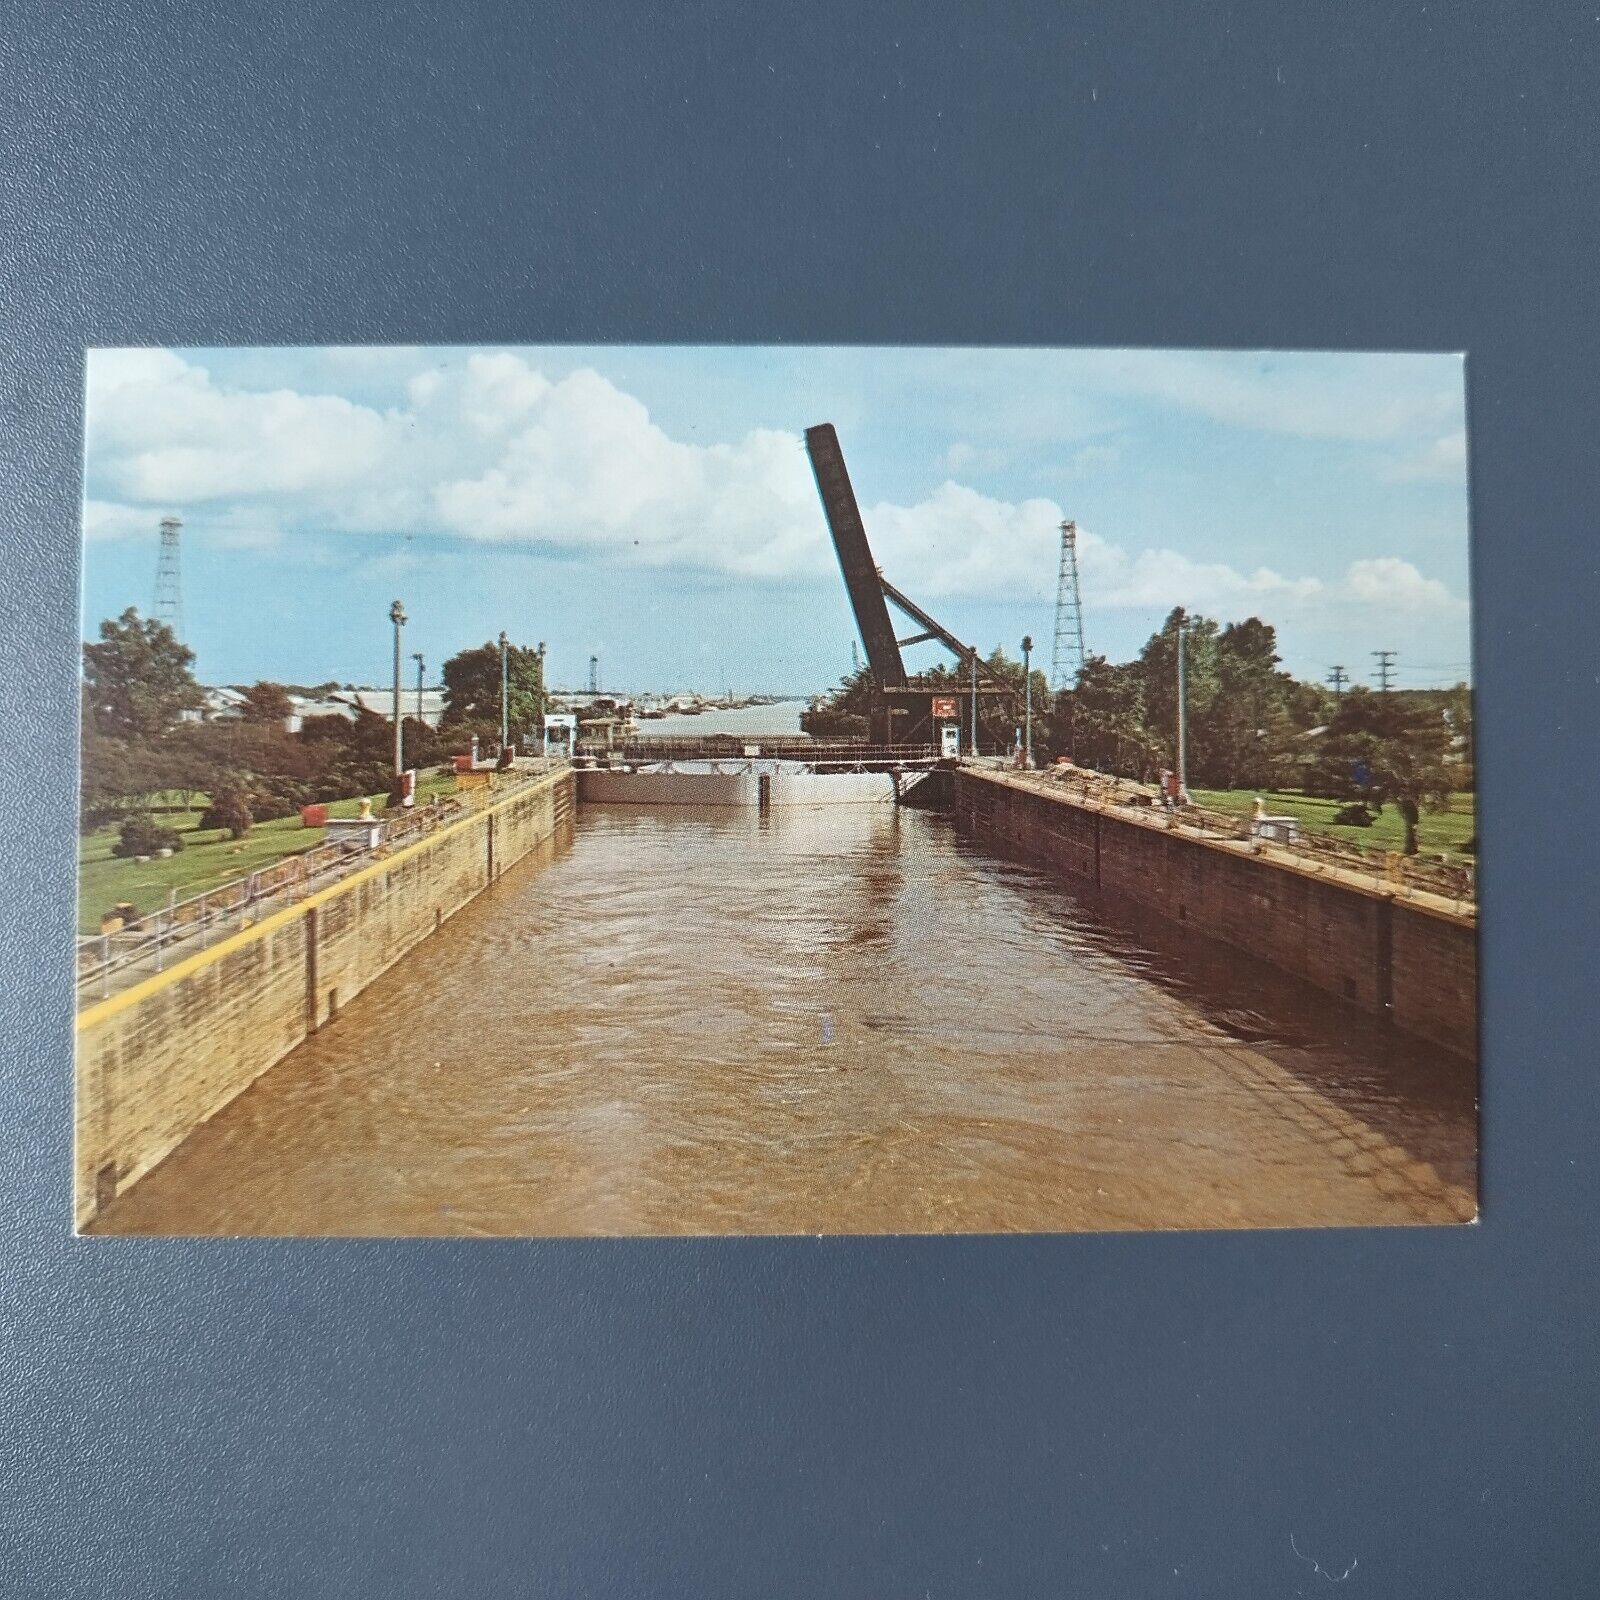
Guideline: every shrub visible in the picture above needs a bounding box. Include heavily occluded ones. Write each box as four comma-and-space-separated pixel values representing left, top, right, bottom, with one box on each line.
200, 781, 253, 839
314, 760, 392, 805
1331, 803, 1374, 827
246, 779, 310, 823
111, 811, 186, 858
800, 707, 869, 739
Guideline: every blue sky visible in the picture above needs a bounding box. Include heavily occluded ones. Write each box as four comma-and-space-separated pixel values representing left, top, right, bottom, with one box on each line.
81, 345, 1472, 693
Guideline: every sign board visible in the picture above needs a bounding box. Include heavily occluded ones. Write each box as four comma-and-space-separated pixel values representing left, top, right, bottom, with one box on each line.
940, 724, 962, 758
931, 695, 958, 719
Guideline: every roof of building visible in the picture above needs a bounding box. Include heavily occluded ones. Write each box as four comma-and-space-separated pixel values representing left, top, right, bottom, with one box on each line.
339, 688, 448, 719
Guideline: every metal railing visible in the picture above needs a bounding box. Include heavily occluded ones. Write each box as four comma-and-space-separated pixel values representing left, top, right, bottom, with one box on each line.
76, 763, 566, 1004
599, 740, 943, 767
999, 765, 1476, 910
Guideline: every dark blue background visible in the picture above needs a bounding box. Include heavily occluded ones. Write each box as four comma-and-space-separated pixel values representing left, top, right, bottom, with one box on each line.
3, 3, 1595, 1593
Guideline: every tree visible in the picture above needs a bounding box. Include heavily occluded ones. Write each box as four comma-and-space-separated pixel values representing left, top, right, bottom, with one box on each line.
111, 813, 185, 858
1443, 682, 1475, 791
800, 665, 874, 738
1055, 653, 1160, 777
241, 680, 294, 724
441, 640, 544, 741
1138, 608, 1220, 779
963, 647, 1047, 755
200, 777, 253, 840
79, 722, 175, 829
1322, 688, 1455, 854
82, 608, 205, 739
800, 648, 1044, 753
1196, 618, 1290, 789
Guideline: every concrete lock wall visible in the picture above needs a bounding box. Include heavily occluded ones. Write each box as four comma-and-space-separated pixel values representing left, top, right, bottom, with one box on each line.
577, 762, 898, 806
74, 768, 575, 1228
953, 769, 1477, 1062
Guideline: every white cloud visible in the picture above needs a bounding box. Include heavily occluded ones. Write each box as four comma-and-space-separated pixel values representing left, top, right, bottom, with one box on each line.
1341, 557, 1467, 614
867, 482, 1062, 598
82, 499, 154, 542
431, 364, 823, 578
1090, 543, 1324, 613
86, 348, 394, 503
80, 348, 1468, 637
1382, 431, 1468, 483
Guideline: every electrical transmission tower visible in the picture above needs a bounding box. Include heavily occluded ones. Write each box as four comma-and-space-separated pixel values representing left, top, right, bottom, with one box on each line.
153, 516, 183, 640
1327, 664, 1348, 705
1051, 520, 1087, 691
588, 654, 599, 693
1372, 649, 1396, 692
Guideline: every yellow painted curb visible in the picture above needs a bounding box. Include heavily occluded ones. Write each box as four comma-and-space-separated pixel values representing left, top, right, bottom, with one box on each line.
76, 771, 567, 1032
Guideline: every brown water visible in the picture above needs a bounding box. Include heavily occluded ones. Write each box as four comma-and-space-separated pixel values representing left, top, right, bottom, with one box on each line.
95, 803, 1478, 1236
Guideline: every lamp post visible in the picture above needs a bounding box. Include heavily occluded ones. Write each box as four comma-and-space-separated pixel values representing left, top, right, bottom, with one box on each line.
499, 630, 510, 754
1021, 635, 1033, 768
969, 649, 979, 757
1175, 608, 1188, 801
389, 600, 407, 778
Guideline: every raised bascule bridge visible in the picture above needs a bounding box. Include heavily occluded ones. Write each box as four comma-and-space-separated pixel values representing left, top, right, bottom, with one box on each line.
802, 421, 1022, 752
574, 422, 1023, 808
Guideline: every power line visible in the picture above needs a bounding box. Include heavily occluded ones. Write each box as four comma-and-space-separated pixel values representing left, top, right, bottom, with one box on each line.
1372, 649, 1396, 692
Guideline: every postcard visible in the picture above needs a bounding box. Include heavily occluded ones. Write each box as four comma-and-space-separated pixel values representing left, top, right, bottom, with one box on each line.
74, 345, 1477, 1235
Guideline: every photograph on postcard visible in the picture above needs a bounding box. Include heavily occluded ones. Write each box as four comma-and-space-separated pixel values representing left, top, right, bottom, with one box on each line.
73, 346, 1477, 1235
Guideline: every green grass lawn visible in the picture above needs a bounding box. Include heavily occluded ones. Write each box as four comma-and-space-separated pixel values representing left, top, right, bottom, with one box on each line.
1185, 788, 1476, 862
78, 770, 459, 933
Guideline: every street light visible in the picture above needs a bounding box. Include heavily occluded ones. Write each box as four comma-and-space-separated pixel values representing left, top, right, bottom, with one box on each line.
389, 600, 407, 778
1021, 635, 1034, 768
969, 649, 979, 757
499, 630, 510, 754
1175, 608, 1189, 802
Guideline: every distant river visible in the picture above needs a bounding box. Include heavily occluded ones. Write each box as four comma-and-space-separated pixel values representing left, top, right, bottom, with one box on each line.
642, 699, 808, 738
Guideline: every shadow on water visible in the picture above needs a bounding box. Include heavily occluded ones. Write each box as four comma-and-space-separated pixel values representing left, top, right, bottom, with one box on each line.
945, 812, 1477, 1192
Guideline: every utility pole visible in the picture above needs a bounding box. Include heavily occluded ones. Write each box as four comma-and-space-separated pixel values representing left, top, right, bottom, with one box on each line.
1327, 664, 1347, 706
1372, 649, 1396, 692
1021, 635, 1034, 768
412, 652, 426, 727
499, 631, 511, 752
389, 600, 407, 778
969, 649, 980, 757
1175, 609, 1189, 798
